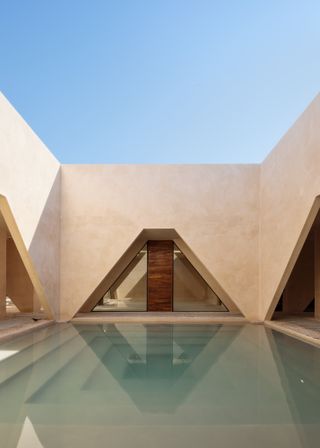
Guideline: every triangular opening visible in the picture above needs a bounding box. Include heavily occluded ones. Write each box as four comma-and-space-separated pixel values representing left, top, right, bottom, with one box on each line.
0, 217, 44, 319
304, 298, 315, 313
0, 195, 52, 320
173, 243, 228, 311
272, 208, 320, 320
92, 244, 147, 312
90, 240, 229, 312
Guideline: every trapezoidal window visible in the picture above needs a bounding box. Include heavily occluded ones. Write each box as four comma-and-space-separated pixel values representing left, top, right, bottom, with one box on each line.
90, 240, 229, 313
173, 244, 227, 312
272, 210, 320, 319
0, 220, 43, 318
92, 245, 147, 312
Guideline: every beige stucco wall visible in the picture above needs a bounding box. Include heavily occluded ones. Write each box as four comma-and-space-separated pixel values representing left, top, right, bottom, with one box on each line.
260, 94, 320, 320
2, 92, 320, 322
6, 238, 35, 312
0, 220, 6, 317
0, 93, 60, 317
60, 164, 260, 320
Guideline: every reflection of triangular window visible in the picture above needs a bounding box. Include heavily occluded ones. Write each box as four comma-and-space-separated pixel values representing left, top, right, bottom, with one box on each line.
92, 245, 147, 312
173, 244, 228, 311
17, 417, 43, 448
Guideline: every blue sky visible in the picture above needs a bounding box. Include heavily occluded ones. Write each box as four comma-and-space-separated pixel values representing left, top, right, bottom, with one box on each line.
0, 1, 319, 163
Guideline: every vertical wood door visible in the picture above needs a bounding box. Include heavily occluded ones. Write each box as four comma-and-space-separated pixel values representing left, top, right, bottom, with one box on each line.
147, 240, 173, 311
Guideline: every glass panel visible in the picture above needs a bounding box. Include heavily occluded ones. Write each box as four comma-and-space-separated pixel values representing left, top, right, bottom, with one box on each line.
173, 244, 227, 311
92, 245, 147, 311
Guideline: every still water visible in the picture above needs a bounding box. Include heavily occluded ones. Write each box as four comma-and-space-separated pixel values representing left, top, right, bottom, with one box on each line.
0, 323, 319, 448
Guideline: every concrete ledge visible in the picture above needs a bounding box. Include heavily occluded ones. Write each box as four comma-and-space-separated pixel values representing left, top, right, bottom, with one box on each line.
0, 319, 54, 343
265, 320, 320, 348
2, 315, 320, 351
71, 312, 247, 325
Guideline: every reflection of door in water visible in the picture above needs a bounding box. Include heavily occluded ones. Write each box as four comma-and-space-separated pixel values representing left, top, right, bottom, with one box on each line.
147, 241, 173, 311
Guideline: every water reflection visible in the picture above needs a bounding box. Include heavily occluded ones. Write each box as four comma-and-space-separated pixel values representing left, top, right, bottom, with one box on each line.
266, 330, 320, 448
79, 324, 238, 412
0, 324, 320, 447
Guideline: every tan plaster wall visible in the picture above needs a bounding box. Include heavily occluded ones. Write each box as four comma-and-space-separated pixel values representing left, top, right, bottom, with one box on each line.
315, 225, 320, 319
6, 238, 35, 312
2, 92, 320, 322
29, 172, 61, 317
60, 164, 260, 320
260, 94, 320, 320
0, 93, 61, 317
0, 222, 6, 317
0, 196, 54, 318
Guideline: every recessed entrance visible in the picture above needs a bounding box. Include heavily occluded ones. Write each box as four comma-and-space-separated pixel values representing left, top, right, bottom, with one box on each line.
147, 241, 173, 312
90, 240, 228, 313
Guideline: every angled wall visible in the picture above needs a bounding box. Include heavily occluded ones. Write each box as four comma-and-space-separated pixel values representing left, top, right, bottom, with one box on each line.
79, 228, 239, 313
0, 93, 60, 317
260, 94, 320, 320
2, 91, 320, 323
0, 196, 53, 317
60, 164, 260, 320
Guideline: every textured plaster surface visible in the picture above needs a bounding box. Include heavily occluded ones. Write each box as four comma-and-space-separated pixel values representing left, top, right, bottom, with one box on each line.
0, 224, 6, 317
29, 172, 61, 317
0, 93, 59, 247
0, 93, 60, 317
1, 91, 320, 322
60, 164, 260, 320
260, 94, 320, 320
6, 238, 35, 312
0, 196, 54, 318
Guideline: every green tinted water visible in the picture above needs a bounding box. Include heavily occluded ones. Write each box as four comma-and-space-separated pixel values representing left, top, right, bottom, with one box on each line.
0, 323, 319, 447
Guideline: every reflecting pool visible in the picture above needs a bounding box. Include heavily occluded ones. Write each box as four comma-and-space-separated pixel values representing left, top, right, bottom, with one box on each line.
0, 323, 320, 447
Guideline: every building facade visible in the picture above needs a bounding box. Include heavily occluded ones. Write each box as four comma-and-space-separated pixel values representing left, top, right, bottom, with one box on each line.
0, 92, 320, 322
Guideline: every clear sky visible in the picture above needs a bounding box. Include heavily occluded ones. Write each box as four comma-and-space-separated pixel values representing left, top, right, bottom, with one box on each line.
0, 1, 319, 163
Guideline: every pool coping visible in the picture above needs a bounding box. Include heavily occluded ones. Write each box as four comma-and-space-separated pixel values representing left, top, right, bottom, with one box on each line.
265, 320, 320, 348
0, 320, 54, 343
1, 315, 320, 349
71, 312, 247, 325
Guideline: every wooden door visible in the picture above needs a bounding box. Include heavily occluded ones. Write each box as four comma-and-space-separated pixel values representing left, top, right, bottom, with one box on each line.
147, 240, 173, 311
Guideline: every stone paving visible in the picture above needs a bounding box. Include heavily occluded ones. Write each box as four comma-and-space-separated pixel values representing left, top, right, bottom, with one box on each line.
266, 315, 320, 347
0, 315, 53, 343
72, 311, 246, 325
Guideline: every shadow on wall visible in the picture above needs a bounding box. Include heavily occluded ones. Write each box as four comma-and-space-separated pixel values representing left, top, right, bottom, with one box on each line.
28, 170, 61, 319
